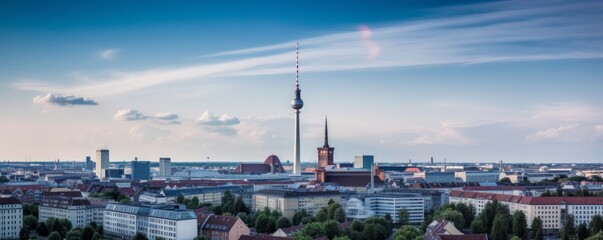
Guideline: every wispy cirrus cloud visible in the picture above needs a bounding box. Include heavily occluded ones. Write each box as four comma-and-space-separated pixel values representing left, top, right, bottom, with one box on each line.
99, 49, 119, 60
15, 0, 603, 97
33, 93, 98, 106
113, 109, 180, 124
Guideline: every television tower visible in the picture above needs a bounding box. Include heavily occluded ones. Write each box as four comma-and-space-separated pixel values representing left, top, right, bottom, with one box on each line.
291, 42, 304, 175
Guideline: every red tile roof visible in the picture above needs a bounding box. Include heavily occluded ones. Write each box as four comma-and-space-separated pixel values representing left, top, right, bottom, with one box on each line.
450, 190, 603, 205
239, 235, 293, 240
198, 213, 242, 232
438, 234, 488, 240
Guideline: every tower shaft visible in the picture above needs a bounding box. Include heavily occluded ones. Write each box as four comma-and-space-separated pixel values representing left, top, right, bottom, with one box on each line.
293, 109, 301, 175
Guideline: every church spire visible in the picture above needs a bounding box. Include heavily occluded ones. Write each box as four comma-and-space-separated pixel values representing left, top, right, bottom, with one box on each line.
323, 116, 329, 147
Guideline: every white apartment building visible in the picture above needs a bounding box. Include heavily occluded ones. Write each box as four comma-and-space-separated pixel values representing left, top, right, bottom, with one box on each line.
103, 203, 197, 240
96, 149, 109, 179
450, 190, 603, 233
253, 190, 341, 218
364, 193, 425, 224
39, 197, 106, 228
0, 197, 23, 239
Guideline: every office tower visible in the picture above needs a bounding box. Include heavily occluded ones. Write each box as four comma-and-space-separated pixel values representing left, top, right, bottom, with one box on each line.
291, 43, 304, 175
85, 156, 94, 171
354, 155, 374, 169
95, 149, 109, 179
159, 157, 172, 178
131, 158, 151, 180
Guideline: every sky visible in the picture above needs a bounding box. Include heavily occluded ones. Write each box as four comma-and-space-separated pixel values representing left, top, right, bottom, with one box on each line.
1, 0, 602, 163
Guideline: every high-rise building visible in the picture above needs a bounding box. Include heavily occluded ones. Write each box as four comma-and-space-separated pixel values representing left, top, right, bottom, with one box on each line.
95, 149, 109, 179
159, 157, 172, 178
85, 156, 94, 171
317, 117, 334, 168
291, 43, 304, 175
131, 159, 150, 180
354, 155, 374, 169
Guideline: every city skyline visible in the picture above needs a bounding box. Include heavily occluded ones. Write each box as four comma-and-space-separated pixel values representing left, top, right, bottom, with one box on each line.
1, 0, 602, 163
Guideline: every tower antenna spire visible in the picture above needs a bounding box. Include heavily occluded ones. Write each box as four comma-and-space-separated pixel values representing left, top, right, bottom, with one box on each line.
324, 116, 329, 147
296, 42, 299, 88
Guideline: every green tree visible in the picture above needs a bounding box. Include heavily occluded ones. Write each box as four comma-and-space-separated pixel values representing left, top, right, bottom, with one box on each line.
300, 222, 325, 239
328, 203, 343, 220
334, 236, 351, 240
195, 236, 208, 240
324, 220, 342, 239
479, 200, 498, 233
363, 223, 388, 240
592, 175, 603, 182
276, 216, 292, 229
65, 228, 82, 240
541, 190, 552, 197
470, 219, 487, 234
577, 223, 589, 240
398, 208, 410, 225
328, 199, 336, 205
120, 198, 132, 204
561, 215, 576, 240
301, 216, 313, 224
82, 225, 96, 240
0, 176, 9, 183
393, 225, 421, 240
187, 196, 200, 209
587, 231, 603, 240
591, 215, 603, 235
490, 215, 508, 240
292, 210, 309, 225
556, 186, 563, 196
316, 208, 328, 222
37, 222, 49, 236
23, 215, 38, 231
334, 207, 346, 223
47, 231, 62, 240
499, 177, 512, 184
92, 232, 103, 240
510, 236, 521, 240
350, 220, 364, 232
512, 210, 528, 240
437, 209, 465, 228
23, 204, 39, 218
531, 217, 544, 240
254, 215, 270, 233
19, 227, 30, 240
455, 203, 475, 228
233, 195, 248, 214
133, 232, 149, 240
176, 194, 185, 203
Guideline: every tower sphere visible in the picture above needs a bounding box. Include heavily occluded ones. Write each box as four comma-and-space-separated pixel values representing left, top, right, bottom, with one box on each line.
291, 98, 304, 109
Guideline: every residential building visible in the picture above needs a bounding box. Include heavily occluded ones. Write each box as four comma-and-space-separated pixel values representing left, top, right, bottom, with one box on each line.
162, 185, 251, 206
105, 168, 125, 178
414, 172, 456, 183
131, 159, 151, 180
354, 155, 374, 169
160, 158, 172, 178
253, 190, 341, 218
96, 149, 109, 179
455, 171, 500, 183
364, 193, 425, 224
0, 197, 23, 239
39, 196, 106, 228
197, 214, 250, 240
103, 203, 197, 240
232, 155, 286, 174
450, 190, 603, 233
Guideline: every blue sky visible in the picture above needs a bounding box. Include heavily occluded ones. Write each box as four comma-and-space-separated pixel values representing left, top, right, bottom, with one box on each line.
1, 0, 602, 163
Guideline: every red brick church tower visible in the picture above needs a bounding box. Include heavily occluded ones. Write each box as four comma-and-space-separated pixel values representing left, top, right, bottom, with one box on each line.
317, 117, 334, 168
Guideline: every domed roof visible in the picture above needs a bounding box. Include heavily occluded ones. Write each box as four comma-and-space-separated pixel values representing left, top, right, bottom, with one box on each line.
263, 155, 282, 165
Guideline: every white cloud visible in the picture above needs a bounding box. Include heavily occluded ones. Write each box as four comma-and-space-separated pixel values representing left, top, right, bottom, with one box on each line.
100, 49, 119, 60
195, 111, 240, 136
113, 109, 148, 121
153, 112, 180, 124
15, 0, 603, 97
33, 93, 97, 106
527, 123, 581, 142
407, 122, 471, 145
129, 125, 171, 140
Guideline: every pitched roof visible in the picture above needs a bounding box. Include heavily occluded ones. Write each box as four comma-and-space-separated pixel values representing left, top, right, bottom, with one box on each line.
450, 190, 603, 205
277, 224, 305, 236
0, 197, 22, 205
239, 235, 293, 240
197, 214, 243, 232
438, 234, 488, 240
